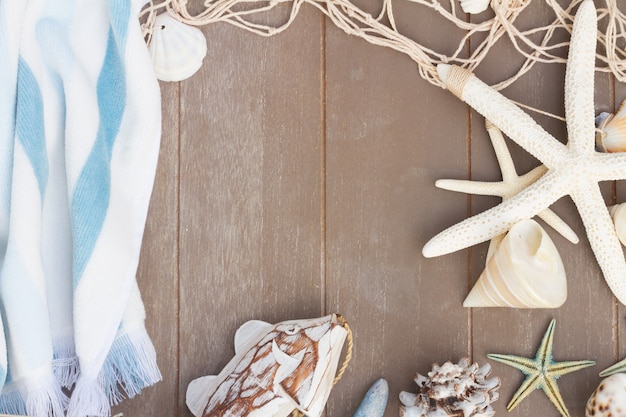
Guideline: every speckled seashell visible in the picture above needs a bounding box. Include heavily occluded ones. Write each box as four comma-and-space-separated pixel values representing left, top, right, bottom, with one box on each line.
596, 99, 626, 152
460, 0, 490, 14
609, 203, 626, 247
463, 219, 567, 308
353, 378, 388, 417
399, 358, 500, 417
148, 13, 207, 82
586, 373, 626, 417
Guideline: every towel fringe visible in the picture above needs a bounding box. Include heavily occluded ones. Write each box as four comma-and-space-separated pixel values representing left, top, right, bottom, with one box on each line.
66, 376, 109, 417
0, 385, 27, 416
23, 372, 69, 417
52, 336, 80, 389
101, 326, 162, 405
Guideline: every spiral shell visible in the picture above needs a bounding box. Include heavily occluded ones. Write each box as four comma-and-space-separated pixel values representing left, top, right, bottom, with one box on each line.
596, 99, 626, 152
459, 0, 490, 14
586, 373, 626, 417
148, 13, 207, 82
463, 219, 567, 308
399, 358, 500, 417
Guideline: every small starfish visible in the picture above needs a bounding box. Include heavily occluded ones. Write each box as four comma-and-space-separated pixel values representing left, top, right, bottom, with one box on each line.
488, 320, 595, 417
423, 0, 626, 304
435, 118, 579, 257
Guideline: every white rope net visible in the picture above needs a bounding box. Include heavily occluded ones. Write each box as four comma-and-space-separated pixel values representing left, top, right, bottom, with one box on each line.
140, 0, 626, 91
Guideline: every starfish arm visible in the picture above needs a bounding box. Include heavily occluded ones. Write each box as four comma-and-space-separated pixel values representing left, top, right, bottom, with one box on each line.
597, 152, 626, 180
487, 354, 538, 374
542, 377, 571, 417
536, 319, 556, 367
536, 209, 579, 244
547, 360, 596, 377
435, 179, 509, 197
423, 171, 564, 257
572, 183, 626, 304
437, 64, 566, 169
485, 120, 518, 183
565, 0, 597, 154
599, 357, 626, 376
505, 373, 542, 412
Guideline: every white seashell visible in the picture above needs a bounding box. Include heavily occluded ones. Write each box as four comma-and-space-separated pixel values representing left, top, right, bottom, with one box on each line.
586, 373, 626, 417
148, 13, 207, 82
596, 99, 626, 152
459, 0, 490, 14
463, 219, 567, 308
609, 203, 626, 247
400, 358, 500, 417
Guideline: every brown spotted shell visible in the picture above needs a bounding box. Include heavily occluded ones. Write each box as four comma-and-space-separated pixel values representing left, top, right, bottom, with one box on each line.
586, 373, 626, 417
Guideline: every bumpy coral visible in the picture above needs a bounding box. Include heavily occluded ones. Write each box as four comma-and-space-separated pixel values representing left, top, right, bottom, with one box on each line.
399, 358, 500, 417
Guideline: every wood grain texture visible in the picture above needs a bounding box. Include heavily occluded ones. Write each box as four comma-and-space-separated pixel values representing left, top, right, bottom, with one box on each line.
115, 2, 625, 416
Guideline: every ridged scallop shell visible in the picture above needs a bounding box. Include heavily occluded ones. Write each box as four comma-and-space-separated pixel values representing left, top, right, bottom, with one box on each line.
463, 219, 567, 308
596, 99, 626, 152
148, 13, 207, 82
586, 373, 626, 417
460, 0, 490, 14
399, 358, 500, 417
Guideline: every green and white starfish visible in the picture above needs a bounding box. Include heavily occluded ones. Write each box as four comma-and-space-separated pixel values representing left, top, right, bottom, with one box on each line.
488, 320, 595, 417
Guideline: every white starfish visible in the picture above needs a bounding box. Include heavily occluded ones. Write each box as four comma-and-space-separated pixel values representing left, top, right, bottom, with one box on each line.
435, 118, 579, 258
422, 0, 626, 304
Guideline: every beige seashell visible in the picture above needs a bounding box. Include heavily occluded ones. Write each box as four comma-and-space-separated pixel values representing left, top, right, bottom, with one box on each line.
609, 203, 626, 247
459, 0, 490, 14
596, 99, 626, 152
586, 373, 626, 417
148, 13, 207, 82
463, 219, 567, 308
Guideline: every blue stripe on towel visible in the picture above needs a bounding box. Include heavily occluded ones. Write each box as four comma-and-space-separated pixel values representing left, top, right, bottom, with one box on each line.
15, 58, 48, 197
71, 26, 127, 286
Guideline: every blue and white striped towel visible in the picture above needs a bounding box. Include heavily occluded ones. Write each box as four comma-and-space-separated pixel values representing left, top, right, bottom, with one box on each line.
0, 0, 162, 415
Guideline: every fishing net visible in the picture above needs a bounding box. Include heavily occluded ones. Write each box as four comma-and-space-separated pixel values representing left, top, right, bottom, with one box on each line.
140, 0, 626, 91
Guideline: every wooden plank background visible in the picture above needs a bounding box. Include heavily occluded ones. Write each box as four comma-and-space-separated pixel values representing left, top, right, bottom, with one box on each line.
115, 1, 622, 416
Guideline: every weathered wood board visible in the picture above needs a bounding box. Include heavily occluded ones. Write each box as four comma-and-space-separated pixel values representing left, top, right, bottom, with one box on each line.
114, 2, 624, 416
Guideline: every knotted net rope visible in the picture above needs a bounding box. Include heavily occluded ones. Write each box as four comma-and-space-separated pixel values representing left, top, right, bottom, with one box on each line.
140, 0, 626, 91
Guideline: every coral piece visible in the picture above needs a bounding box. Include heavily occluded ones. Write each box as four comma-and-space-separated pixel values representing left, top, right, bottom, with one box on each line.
399, 358, 500, 417
185, 314, 348, 417
353, 378, 388, 417
488, 320, 595, 417
423, 0, 626, 305
586, 373, 626, 417
148, 13, 207, 82
463, 219, 567, 308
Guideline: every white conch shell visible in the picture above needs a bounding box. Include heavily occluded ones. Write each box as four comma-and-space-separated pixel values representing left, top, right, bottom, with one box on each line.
459, 0, 490, 14
609, 203, 626, 247
148, 13, 207, 82
596, 99, 626, 152
463, 219, 567, 308
586, 373, 626, 417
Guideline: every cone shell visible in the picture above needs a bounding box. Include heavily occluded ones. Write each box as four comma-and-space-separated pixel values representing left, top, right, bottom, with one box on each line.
610, 203, 626, 247
586, 373, 626, 417
460, 0, 490, 14
463, 219, 567, 308
148, 13, 207, 82
596, 99, 626, 152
